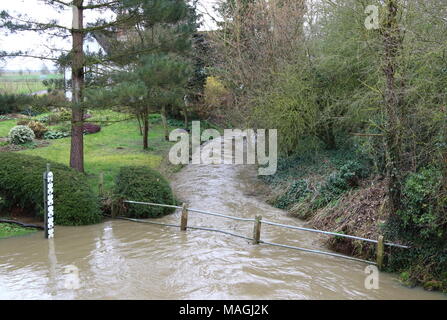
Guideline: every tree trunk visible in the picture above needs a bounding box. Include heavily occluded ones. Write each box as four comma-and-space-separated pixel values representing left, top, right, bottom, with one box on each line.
143, 110, 149, 150
70, 1, 85, 173
382, 0, 404, 213
183, 104, 188, 128
161, 105, 169, 141
136, 113, 143, 136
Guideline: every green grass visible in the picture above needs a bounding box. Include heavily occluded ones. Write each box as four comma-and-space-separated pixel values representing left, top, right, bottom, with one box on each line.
18, 115, 175, 193
0, 110, 178, 193
0, 119, 15, 137
0, 223, 37, 238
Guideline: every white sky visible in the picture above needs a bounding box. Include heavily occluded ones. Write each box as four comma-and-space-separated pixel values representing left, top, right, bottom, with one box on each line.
0, 0, 220, 71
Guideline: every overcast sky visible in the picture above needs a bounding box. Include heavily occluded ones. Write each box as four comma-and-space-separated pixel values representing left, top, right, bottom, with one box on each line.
0, 0, 220, 71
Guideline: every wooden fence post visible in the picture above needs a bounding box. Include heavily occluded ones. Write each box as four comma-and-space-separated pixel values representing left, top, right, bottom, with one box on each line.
180, 203, 188, 231
252, 215, 262, 244
99, 172, 104, 197
376, 235, 384, 270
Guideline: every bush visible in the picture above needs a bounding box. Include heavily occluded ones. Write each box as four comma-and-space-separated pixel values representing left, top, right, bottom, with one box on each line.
27, 121, 48, 139
43, 130, 70, 140
58, 109, 72, 121
0, 93, 33, 115
83, 122, 101, 134
274, 179, 310, 209
314, 160, 369, 208
399, 167, 446, 239
16, 119, 30, 126
114, 166, 176, 218
8, 125, 35, 144
0, 153, 102, 226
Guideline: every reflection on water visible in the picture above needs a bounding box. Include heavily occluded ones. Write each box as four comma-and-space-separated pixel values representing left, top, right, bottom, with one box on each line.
0, 136, 445, 299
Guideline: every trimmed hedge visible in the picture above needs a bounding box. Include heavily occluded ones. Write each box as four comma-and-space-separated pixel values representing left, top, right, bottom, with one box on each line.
0, 153, 102, 225
114, 166, 176, 218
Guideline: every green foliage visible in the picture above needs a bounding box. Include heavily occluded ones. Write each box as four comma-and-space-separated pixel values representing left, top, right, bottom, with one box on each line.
114, 166, 176, 218
27, 120, 48, 139
399, 167, 446, 239
274, 179, 310, 209
43, 130, 70, 140
8, 125, 35, 144
0, 153, 102, 225
0, 93, 33, 114
149, 113, 162, 124
0, 223, 37, 238
384, 166, 447, 292
314, 161, 370, 208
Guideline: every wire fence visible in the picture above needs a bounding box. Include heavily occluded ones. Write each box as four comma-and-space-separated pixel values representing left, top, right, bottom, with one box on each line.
120, 200, 410, 268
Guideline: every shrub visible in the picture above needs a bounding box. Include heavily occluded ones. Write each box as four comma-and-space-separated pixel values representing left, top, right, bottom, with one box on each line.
43, 130, 70, 140
399, 167, 445, 239
83, 122, 101, 134
313, 160, 369, 208
27, 121, 48, 139
114, 166, 176, 218
149, 113, 162, 124
274, 179, 310, 209
58, 109, 72, 121
0, 153, 102, 225
8, 125, 35, 144
0, 115, 12, 121
0, 93, 33, 114
16, 119, 30, 126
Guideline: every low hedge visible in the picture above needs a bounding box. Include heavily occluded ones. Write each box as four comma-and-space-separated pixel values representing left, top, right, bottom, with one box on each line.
114, 166, 176, 218
0, 153, 102, 225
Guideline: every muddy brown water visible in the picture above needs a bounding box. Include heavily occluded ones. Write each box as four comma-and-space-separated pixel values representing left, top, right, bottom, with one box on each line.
0, 136, 445, 299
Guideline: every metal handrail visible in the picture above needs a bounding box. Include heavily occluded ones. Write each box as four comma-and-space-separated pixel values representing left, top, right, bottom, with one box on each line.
259, 240, 375, 265
262, 220, 409, 249
123, 200, 410, 249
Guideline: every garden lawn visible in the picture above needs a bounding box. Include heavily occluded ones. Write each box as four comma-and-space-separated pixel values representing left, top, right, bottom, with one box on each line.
0, 223, 37, 238
19, 118, 175, 193
0, 120, 15, 137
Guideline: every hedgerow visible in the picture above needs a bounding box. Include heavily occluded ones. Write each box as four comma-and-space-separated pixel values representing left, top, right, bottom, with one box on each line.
0, 153, 102, 225
114, 166, 176, 218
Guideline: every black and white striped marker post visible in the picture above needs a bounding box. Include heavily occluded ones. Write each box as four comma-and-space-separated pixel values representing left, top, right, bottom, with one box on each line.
43, 163, 54, 239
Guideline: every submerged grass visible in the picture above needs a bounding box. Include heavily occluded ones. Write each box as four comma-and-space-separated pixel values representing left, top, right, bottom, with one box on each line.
0, 223, 37, 238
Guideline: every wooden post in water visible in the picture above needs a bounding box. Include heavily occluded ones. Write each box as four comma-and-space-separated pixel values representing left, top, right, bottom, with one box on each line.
376, 235, 384, 270
180, 203, 188, 231
252, 215, 262, 244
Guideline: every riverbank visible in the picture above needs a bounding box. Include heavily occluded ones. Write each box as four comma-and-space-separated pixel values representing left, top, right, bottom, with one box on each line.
260, 148, 447, 293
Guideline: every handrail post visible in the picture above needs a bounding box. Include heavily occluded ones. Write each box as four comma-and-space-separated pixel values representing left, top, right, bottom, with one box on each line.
99, 172, 104, 197
376, 235, 384, 270
252, 215, 262, 244
180, 203, 188, 231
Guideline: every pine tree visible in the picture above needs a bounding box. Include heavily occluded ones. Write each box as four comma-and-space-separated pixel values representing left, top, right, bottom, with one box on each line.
0, 0, 198, 172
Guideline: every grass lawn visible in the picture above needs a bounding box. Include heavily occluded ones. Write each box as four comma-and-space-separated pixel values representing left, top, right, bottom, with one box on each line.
0, 119, 15, 137
11, 112, 175, 193
0, 223, 37, 238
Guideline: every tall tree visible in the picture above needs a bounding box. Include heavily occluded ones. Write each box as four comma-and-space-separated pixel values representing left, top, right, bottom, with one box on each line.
381, 0, 405, 212
0, 0, 198, 172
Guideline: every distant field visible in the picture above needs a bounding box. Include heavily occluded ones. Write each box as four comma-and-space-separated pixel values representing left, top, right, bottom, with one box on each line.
0, 71, 63, 94
0, 81, 47, 94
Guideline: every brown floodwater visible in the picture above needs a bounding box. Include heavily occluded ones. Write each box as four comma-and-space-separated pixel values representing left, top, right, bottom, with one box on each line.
0, 136, 445, 299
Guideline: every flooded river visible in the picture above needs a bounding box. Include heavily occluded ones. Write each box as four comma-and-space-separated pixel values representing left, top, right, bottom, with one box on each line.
0, 136, 445, 299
